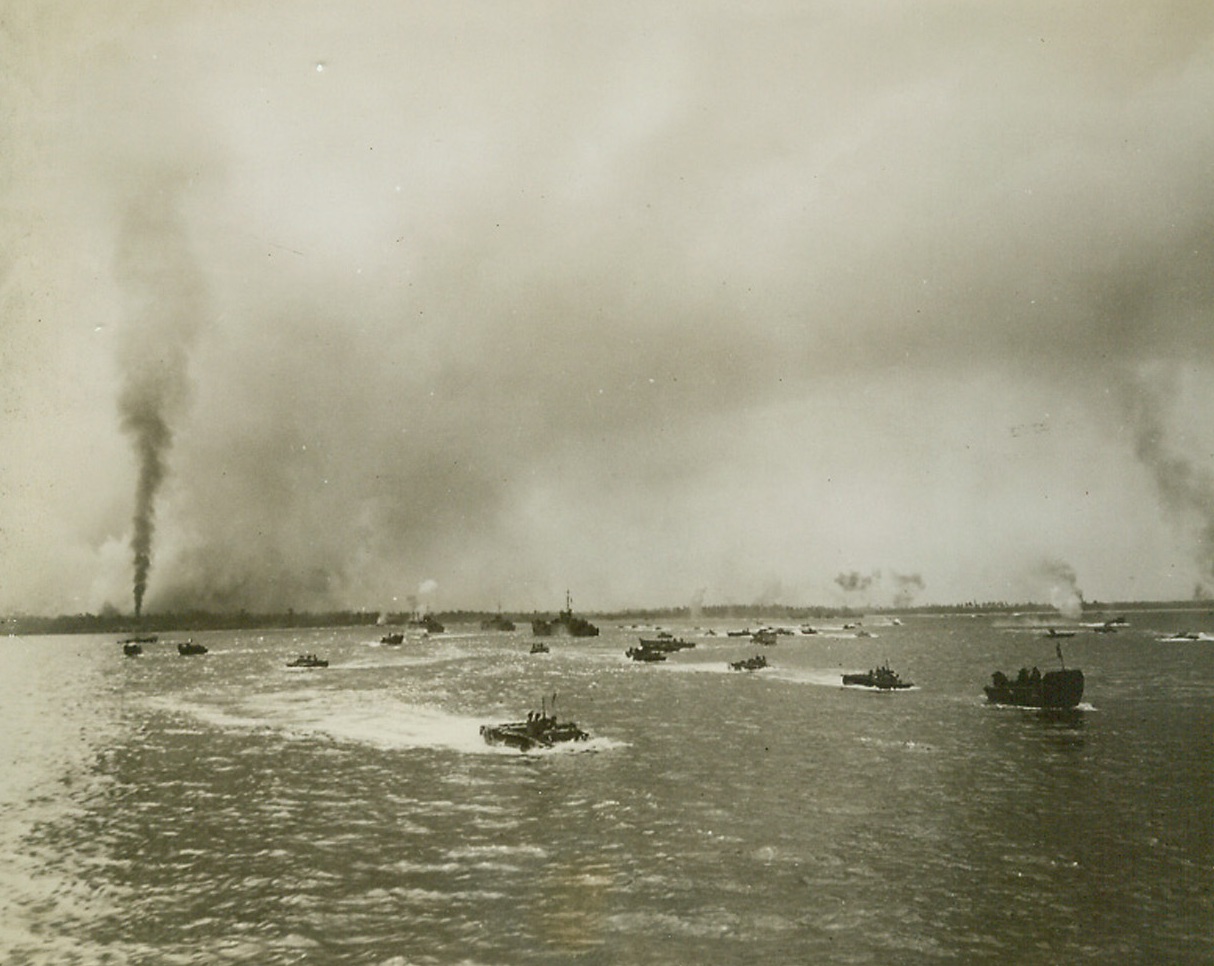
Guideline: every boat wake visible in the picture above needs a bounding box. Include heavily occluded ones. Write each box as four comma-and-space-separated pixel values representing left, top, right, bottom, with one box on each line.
155, 692, 492, 754
484, 735, 626, 757
660, 660, 777, 676
983, 700, 1097, 713
152, 691, 625, 756
662, 663, 872, 688
773, 668, 862, 687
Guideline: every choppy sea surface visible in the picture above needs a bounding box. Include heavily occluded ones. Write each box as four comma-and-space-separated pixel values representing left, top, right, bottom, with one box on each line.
1, 613, 1211, 965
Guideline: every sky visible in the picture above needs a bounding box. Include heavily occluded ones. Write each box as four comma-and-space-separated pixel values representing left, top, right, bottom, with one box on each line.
3, 1, 1214, 616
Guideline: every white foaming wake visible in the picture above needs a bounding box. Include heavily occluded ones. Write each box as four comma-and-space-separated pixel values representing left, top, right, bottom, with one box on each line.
776, 668, 866, 688
662, 662, 859, 688
151, 691, 623, 755
514, 735, 627, 756
155, 691, 489, 754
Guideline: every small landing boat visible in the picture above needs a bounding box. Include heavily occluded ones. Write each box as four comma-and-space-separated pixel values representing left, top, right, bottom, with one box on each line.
286, 653, 328, 668
984, 644, 1083, 709
480, 696, 589, 752
637, 636, 695, 651
842, 662, 912, 690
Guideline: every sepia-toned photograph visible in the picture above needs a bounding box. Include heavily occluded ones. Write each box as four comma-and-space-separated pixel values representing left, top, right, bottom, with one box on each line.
2, 3, 1212, 963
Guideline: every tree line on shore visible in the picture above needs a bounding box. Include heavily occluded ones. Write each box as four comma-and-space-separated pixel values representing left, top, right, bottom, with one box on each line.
3, 598, 1210, 637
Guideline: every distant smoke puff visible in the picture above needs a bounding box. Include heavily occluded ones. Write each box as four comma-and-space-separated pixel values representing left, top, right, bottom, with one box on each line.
835, 570, 879, 593
891, 571, 925, 608
1039, 559, 1084, 620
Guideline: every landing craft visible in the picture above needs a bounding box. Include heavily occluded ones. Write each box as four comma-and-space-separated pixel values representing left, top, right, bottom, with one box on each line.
480, 694, 590, 752
842, 662, 912, 690
531, 591, 599, 637
984, 644, 1083, 709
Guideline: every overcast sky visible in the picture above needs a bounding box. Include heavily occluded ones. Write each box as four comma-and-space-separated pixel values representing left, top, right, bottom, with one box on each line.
4, 2, 1214, 616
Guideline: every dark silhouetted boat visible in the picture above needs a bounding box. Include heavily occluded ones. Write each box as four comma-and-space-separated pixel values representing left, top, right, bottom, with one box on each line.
1159, 631, 1208, 643
626, 644, 667, 662
531, 591, 599, 637
751, 629, 778, 646
637, 636, 695, 652
480, 696, 589, 752
286, 653, 328, 668
409, 614, 445, 634
984, 645, 1083, 708
729, 654, 768, 671
176, 640, 207, 656
1042, 627, 1076, 638
481, 612, 517, 631
842, 662, 912, 690
529, 641, 550, 654
380, 632, 404, 645
122, 642, 143, 657
984, 668, 1084, 708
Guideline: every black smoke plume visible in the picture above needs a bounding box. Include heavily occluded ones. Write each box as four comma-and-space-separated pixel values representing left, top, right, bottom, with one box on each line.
114, 175, 207, 616
120, 385, 172, 617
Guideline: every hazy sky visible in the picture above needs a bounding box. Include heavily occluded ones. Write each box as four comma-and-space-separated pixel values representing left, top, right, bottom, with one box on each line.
4, 2, 1214, 615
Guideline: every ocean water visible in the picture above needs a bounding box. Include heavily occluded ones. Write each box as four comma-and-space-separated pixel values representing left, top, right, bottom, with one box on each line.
1, 614, 1211, 965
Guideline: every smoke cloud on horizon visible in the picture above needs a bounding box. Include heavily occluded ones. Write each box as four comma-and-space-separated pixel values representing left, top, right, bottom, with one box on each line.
4, 2, 1214, 615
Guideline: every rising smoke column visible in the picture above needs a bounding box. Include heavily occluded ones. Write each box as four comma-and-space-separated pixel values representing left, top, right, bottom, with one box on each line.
120, 384, 172, 617
1122, 375, 1214, 594
114, 175, 207, 616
